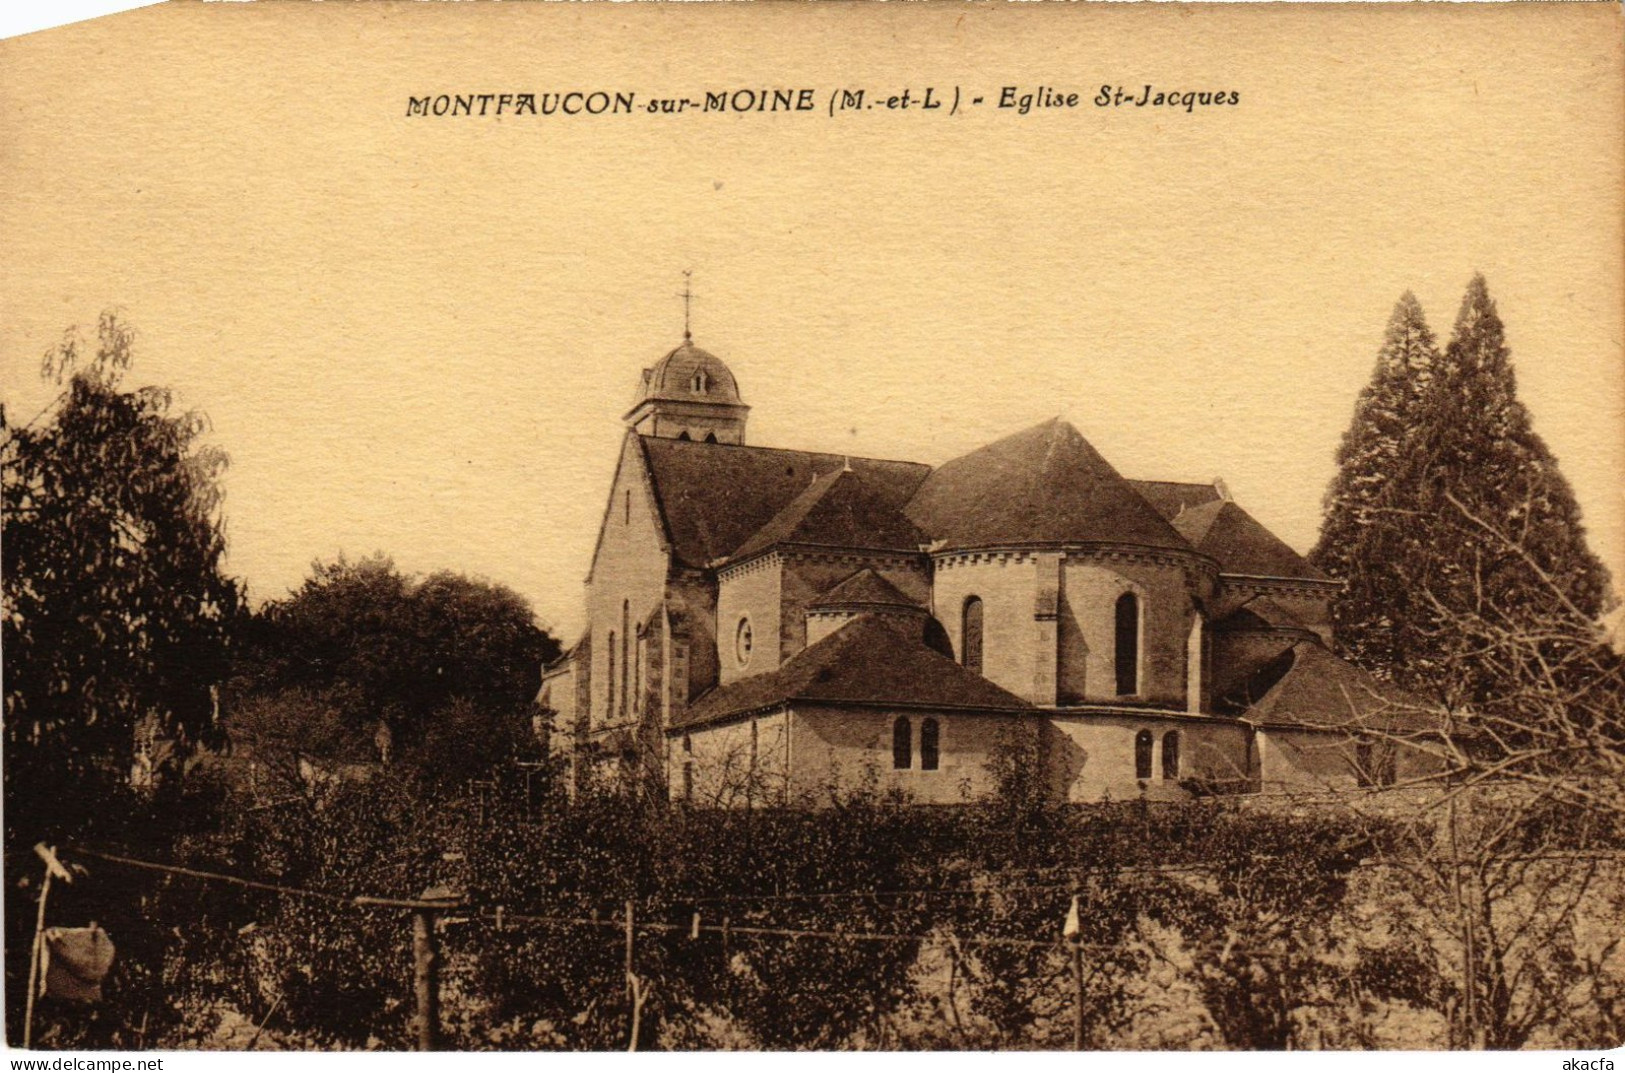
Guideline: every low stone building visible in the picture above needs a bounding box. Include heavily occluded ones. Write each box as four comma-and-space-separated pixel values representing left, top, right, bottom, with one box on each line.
539, 334, 1432, 806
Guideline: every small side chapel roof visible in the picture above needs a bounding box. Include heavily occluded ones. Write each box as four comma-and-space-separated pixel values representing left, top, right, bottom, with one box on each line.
674, 613, 1034, 729
1128, 479, 1225, 520
1170, 500, 1329, 582
1217, 640, 1433, 731
808, 568, 921, 612
639, 437, 931, 569
727, 467, 926, 565
1214, 594, 1314, 634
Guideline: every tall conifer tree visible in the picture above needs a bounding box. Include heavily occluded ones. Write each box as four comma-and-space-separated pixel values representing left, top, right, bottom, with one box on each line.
1317, 274, 1612, 704
1398, 273, 1612, 699
1311, 292, 1439, 674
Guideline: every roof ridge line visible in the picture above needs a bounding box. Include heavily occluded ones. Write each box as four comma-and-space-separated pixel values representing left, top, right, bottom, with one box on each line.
641, 433, 929, 471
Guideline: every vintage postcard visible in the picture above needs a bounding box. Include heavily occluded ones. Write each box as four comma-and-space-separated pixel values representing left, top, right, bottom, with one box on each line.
2, 0, 1622, 1059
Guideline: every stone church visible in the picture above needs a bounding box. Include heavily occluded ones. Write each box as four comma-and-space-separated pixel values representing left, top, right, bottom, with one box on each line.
538, 335, 1423, 806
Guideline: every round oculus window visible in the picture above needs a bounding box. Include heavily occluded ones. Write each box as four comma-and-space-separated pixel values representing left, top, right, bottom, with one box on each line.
735, 617, 753, 666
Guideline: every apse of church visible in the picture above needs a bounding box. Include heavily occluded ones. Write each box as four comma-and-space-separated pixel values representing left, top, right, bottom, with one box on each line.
552, 330, 1432, 805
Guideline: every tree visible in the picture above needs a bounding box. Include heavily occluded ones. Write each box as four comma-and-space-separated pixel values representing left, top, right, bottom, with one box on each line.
1396, 275, 1613, 702
1311, 292, 1440, 674
1315, 276, 1612, 704
2, 312, 240, 842
234, 555, 559, 782
1370, 497, 1625, 820
1350, 786, 1625, 1049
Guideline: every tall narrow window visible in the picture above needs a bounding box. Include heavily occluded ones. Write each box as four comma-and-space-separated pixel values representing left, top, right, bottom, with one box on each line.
606, 632, 617, 716
920, 718, 940, 771
1162, 731, 1180, 780
892, 716, 912, 770
1135, 730, 1153, 780
633, 627, 643, 717
962, 596, 984, 675
1115, 592, 1140, 696
621, 601, 631, 718
1186, 612, 1204, 714
624, 489, 631, 525
691, 370, 709, 393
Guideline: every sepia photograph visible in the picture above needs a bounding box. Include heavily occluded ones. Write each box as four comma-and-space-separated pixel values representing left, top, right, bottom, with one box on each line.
2, 0, 1623, 1057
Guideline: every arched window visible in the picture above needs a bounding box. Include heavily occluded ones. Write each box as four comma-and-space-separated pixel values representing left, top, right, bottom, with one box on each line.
1186, 612, 1204, 713
677, 430, 691, 441
691, 369, 710, 393
892, 716, 912, 770
703, 432, 718, 444
1162, 731, 1180, 780
606, 632, 617, 715
961, 596, 984, 675
1134, 729, 1153, 780
1115, 592, 1140, 696
920, 718, 940, 771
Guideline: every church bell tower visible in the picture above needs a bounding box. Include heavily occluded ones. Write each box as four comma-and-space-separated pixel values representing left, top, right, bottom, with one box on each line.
624, 336, 749, 445
625, 274, 749, 444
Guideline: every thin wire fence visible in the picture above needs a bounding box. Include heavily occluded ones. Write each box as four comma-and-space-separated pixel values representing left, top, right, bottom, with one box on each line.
31, 839, 1616, 1050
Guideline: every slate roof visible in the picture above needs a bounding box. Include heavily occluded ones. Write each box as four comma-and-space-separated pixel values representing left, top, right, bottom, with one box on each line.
728, 467, 926, 564
1129, 479, 1224, 521
675, 613, 1035, 728
904, 419, 1193, 554
640, 437, 932, 569
1214, 595, 1315, 634
632, 341, 744, 407
1218, 641, 1431, 730
1170, 500, 1328, 581
808, 568, 921, 611
638, 420, 1320, 579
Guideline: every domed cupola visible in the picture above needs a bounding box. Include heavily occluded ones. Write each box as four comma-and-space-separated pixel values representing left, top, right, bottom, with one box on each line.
625, 338, 750, 444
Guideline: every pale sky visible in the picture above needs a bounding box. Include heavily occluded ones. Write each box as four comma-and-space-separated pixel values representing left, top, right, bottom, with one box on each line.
3, 2, 1621, 642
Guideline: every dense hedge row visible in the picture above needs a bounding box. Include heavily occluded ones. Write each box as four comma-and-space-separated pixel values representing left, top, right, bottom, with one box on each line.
9, 759, 1623, 1051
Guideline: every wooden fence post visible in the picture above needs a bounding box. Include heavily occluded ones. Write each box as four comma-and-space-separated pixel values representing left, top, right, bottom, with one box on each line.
412, 907, 439, 1052
354, 887, 463, 1052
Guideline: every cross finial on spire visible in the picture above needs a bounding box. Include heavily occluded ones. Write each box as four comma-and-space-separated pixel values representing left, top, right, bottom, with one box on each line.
678, 269, 695, 342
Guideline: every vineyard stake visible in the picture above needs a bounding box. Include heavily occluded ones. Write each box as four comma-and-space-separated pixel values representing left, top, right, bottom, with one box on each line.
23, 844, 72, 1049
1071, 938, 1086, 1050
624, 899, 635, 1001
